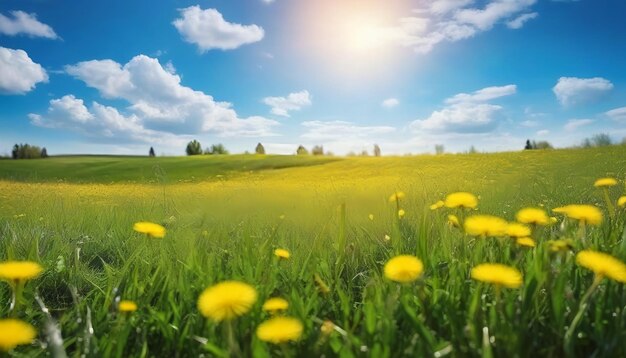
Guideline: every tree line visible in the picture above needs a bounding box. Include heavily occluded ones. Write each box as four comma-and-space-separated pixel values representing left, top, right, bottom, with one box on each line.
184, 140, 383, 157
10, 143, 48, 159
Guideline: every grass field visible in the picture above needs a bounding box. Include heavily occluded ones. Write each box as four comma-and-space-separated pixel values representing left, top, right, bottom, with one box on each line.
1, 146, 626, 357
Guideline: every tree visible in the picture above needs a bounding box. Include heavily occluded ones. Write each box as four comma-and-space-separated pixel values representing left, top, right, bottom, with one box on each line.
524, 140, 532, 150
11, 144, 18, 159
534, 141, 553, 150
360, 150, 369, 156
468, 145, 478, 154
296, 145, 309, 155
205, 143, 229, 155
149, 147, 155, 157
435, 144, 445, 155
255, 143, 266, 155
591, 133, 612, 147
311, 145, 324, 155
41, 147, 48, 158
373, 144, 381, 157
186, 140, 202, 155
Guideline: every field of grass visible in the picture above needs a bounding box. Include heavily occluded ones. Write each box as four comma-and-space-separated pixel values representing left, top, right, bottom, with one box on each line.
1, 146, 626, 357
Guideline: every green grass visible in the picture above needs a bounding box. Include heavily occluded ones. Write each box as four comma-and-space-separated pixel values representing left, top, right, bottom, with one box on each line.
1, 146, 626, 357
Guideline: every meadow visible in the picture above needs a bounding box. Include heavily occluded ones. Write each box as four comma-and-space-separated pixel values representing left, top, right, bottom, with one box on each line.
1, 146, 626, 357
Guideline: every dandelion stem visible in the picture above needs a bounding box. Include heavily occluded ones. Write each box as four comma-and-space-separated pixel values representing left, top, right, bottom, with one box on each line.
603, 188, 615, 219
225, 319, 241, 357
564, 274, 603, 355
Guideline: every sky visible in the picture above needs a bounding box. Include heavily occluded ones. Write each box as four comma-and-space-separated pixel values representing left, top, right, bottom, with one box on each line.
1, 0, 625, 156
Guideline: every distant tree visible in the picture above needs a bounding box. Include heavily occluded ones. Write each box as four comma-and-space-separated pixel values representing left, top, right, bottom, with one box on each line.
149, 147, 155, 157
435, 144, 445, 155
591, 133, 612, 147
582, 138, 593, 148
373, 144, 381, 157
524, 140, 533, 150
468, 145, 478, 154
311, 145, 324, 155
11, 144, 18, 159
534, 141, 553, 150
205, 143, 229, 155
346, 151, 357, 157
360, 150, 369, 156
296, 145, 309, 155
255, 143, 266, 155
40, 147, 48, 158
186, 140, 202, 156
13, 143, 42, 159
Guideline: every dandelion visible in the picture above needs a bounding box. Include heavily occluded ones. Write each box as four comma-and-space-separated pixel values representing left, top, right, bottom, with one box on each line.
595, 177, 618, 218
388, 191, 406, 203
197, 281, 257, 322
320, 320, 335, 335
447, 214, 460, 228
430, 200, 445, 210
256, 317, 303, 344
548, 239, 573, 253
368, 214, 374, 221
464, 215, 508, 237
553, 205, 603, 226
118, 300, 138, 313
398, 209, 406, 218
516, 237, 536, 248
0, 261, 43, 283
274, 248, 290, 259
516, 207, 549, 226
384, 255, 424, 283
133, 221, 166, 238
576, 250, 626, 283
444, 192, 478, 209
383, 234, 391, 242
550, 216, 558, 224
0, 319, 36, 351
471, 263, 523, 288
594, 177, 618, 187
618, 196, 626, 207
262, 297, 289, 313
506, 223, 531, 238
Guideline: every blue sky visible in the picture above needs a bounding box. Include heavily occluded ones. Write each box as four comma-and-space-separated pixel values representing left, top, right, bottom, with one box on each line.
1, 0, 625, 155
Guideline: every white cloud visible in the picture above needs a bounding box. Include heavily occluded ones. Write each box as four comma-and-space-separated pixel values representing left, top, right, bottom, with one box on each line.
0, 11, 58, 39
411, 84, 516, 133
384, 0, 537, 53
605, 107, 626, 122
173, 6, 264, 51
553, 77, 613, 106
262, 90, 312, 117
0, 47, 48, 94
506, 12, 538, 29
301, 121, 395, 141
381, 98, 400, 108
564, 118, 594, 132
520, 120, 538, 127
536, 129, 549, 136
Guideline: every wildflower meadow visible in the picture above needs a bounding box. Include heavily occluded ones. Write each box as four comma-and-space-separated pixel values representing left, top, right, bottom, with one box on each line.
1, 146, 626, 357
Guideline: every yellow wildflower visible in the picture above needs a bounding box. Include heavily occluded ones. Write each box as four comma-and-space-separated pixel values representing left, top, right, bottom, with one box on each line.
0, 261, 43, 283
388, 191, 406, 202
133, 221, 166, 238
516, 237, 536, 248
384, 255, 424, 283
262, 297, 289, 313
548, 239, 573, 253
0, 319, 36, 351
119, 300, 138, 313
516, 207, 549, 226
464, 215, 508, 237
274, 248, 290, 259
447, 214, 460, 228
576, 250, 626, 283
471, 263, 523, 288
256, 317, 303, 344
368, 214, 374, 220
430, 200, 445, 210
594, 177, 618, 187
383, 234, 391, 242
553, 205, 603, 226
618, 196, 626, 207
506, 223, 531, 238
321, 320, 335, 335
444, 192, 478, 209
398, 209, 406, 218
550, 216, 558, 224
197, 281, 257, 322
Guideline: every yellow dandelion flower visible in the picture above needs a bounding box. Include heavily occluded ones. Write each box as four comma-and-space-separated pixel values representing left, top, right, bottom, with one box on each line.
594, 177, 618, 187
118, 300, 138, 313
133, 221, 166, 238
197, 281, 257, 322
516, 207, 549, 226
552, 205, 603, 226
464, 215, 508, 237
576, 250, 626, 283
398, 209, 406, 218
447, 214, 460, 228
550, 216, 558, 224
444, 192, 478, 209
257, 317, 303, 344
0, 319, 36, 351
384, 255, 424, 283
548, 239, 573, 253
262, 297, 289, 313
368, 214, 374, 221
516, 237, 536, 248
320, 320, 335, 335
388, 191, 406, 202
0, 261, 43, 283
430, 200, 445, 210
618, 196, 626, 207
274, 248, 290, 259
383, 234, 391, 242
507, 223, 532, 238
471, 263, 523, 288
